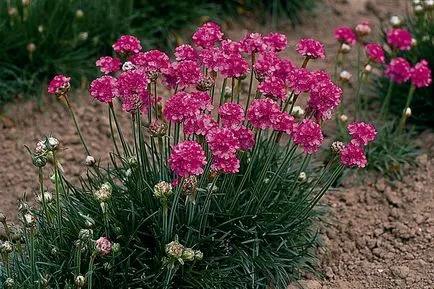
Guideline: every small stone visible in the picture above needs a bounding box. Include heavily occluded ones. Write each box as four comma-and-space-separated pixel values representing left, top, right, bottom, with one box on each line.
325, 267, 334, 279
384, 188, 402, 207
375, 179, 386, 192
289, 280, 322, 289
390, 265, 410, 279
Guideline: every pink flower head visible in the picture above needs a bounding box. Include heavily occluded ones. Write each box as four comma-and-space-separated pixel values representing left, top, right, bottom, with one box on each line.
308, 79, 342, 121
271, 112, 296, 135
112, 35, 142, 55
311, 70, 331, 83
220, 52, 250, 78
199, 47, 224, 72
247, 98, 281, 129
258, 76, 287, 100
163, 91, 211, 122
192, 22, 224, 48
117, 70, 150, 112
211, 154, 240, 174
48, 75, 71, 95
240, 33, 267, 54
387, 28, 412, 51
410, 60, 432, 88
96, 56, 121, 74
334, 27, 356, 46
89, 76, 117, 103
347, 121, 377, 146
296, 38, 326, 59
129, 50, 170, 73
183, 113, 217, 135
355, 20, 371, 37
272, 58, 296, 80
221, 39, 242, 54
218, 102, 245, 128
340, 142, 367, 168
385, 57, 411, 84
365, 43, 385, 63
174, 44, 199, 61
96, 237, 112, 255
161, 64, 178, 89
169, 141, 207, 177
254, 51, 281, 78
206, 127, 240, 159
286, 68, 314, 95
263, 32, 288, 52
292, 119, 324, 154
231, 126, 255, 151
172, 60, 202, 89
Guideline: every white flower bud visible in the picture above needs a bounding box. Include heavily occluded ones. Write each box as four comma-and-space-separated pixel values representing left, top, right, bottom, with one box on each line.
122, 61, 136, 71
413, 0, 421, 4
78, 32, 88, 41
0, 241, 13, 253
24, 213, 36, 227
390, 16, 402, 27
85, 155, 96, 166
38, 191, 53, 203
75, 275, 86, 288
75, 9, 84, 18
4, 278, 14, 288
298, 172, 307, 182
22, 0, 31, 6
414, 5, 424, 13
422, 35, 430, 42
166, 240, 184, 259
292, 106, 305, 117
339, 70, 352, 82
181, 248, 195, 261
340, 43, 351, 53
8, 7, 18, 16
154, 181, 173, 199
404, 107, 411, 117
27, 43, 36, 53
37, 25, 44, 33
425, 0, 434, 9
94, 183, 112, 203
411, 38, 418, 47
331, 141, 345, 154
364, 64, 373, 73
340, 114, 348, 122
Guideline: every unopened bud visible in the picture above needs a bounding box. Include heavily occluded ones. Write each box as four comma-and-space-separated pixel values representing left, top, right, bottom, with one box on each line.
94, 183, 112, 203
4, 278, 15, 288
122, 61, 136, 71
331, 141, 345, 154
78, 32, 88, 41
128, 156, 138, 167
390, 16, 402, 27
27, 43, 36, 53
340, 43, 351, 54
75, 275, 86, 288
0, 241, 13, 254
291, 106, 304, 117
75, 9, 84, 18
8, 7, 18, 16
78, 228, 93, 241
415, 5, 424, 13
364, 64, 373, 73
411, 38, 418, 47
298, 172, 307, 182
154, 181, 173, 199
404, 107, 411, 117
85, 155, 96, 166
22, 0, 31, 6
38, 25, 44, 33
112, 242, 121, 253
425, 0, 434, 9
340, 114, 348, 122
24, 213, 36, 227
194, 250, 203, 260
149, 120, 168, 137
355, 21, 371, 37
181, 248, 195, 261
339, 70, 352, 82
196, 76, 215, 91
32, 155, 47, 167
38, 191, 53, 203
166, 240, 184, 259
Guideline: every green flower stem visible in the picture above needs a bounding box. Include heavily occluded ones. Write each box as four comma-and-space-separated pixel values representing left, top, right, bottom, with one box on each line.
75, 244, 82, 275
198, 175, 219, 238
236, 78, 242, 103
108, 105, 121, 157
355, 43, 362, 119
244, 55, 255, 115
162, 201, 169, 242
301, 56, 310, 68
64, 94, 91, 156
153, 81, 158, 118
38, 167, 50, 225
87, 254, 96, 289
231, 77, 235, 102
379, 81, 395, 120
158, 137, 165, 179
167, 179, 184, 239
29, 227, 36, 287
333, 45, 342, 82
52, 153, 63, 241
217, 78, 227, 124
109, 102, 130, 157
397, 85, 416, 136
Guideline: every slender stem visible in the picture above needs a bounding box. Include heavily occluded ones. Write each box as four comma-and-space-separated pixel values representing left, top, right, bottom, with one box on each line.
64, 94, 91, 156
87, 254, 96, 289
109, 102, 129, 157
244, 55, 255, 115
380, 81, 395, 120
53, 153, 63, 241
301, 56, 310, 68
355, 44, 362, 119
397, 85, 416, 135
108, 105, 121, 157
29, 227, 36, 286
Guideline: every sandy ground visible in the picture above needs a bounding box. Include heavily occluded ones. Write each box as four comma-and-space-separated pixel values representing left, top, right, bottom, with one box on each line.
2, 0, 434, 288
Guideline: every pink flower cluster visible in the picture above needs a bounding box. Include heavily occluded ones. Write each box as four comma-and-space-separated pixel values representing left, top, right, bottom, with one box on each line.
386, 28, 412, 51
47, 75, 71, 95
292, 119, 324, 154
96, 237, 112, 255
163, 91, 212, 122
308, 75, 343, 121
296, 38, 326, 59
96, 56, 121, 74
334, 26, 357, 46
175, 44, 199, 61
169, 141, 207, 177
410, 60, 432, 88
340, 121, 376, 168
263, 32, 288, 52
365, 43, 385, 63
385, 57, 411, 84
112, 35, 142, 55
129, 50, 170, 73
218, 102, 245, 128
192, 22, 224, 48
286, 68, 314, 95
247, 98, 281, 129
117, 70, 150, 112
258, 76, 287, 100
89, 76, 118, 103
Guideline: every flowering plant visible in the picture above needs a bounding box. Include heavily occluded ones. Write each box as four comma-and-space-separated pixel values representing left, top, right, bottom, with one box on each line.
1, 23, 374, 288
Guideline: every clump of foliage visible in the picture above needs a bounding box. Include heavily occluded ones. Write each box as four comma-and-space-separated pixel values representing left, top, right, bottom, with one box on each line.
0, 23, 372, 288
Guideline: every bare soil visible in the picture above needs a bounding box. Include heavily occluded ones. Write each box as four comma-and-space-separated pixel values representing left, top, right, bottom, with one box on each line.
2, 0, 433, 288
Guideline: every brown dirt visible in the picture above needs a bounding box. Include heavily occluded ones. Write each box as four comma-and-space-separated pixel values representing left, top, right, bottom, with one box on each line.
2, 0, 434, 288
